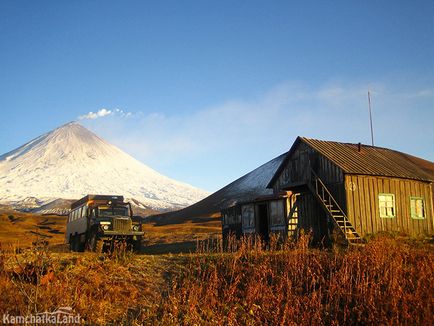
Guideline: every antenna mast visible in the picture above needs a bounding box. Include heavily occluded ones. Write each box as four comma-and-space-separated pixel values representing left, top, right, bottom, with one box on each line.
368, 91, 374, 146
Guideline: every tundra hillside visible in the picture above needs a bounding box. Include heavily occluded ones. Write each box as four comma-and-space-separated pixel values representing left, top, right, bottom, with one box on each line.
0, 235, 432, 325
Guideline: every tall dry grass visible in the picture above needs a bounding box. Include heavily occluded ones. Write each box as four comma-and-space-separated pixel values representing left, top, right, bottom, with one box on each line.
0, 235, 432, 325
0, 244, 158, 324
157, 234, 434, 325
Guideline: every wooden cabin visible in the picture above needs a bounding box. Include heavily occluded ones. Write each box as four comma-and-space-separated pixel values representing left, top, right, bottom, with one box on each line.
221, 192, 298, 242
267, 137, 434, 244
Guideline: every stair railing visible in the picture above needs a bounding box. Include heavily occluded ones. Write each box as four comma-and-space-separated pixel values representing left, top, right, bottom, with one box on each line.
309, 169, 349, 235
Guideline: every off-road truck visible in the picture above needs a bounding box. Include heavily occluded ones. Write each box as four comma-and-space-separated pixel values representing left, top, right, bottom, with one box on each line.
65, 195, 144, 253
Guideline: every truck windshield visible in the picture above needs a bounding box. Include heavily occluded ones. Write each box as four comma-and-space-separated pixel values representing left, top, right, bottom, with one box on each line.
98, 206, 129, 217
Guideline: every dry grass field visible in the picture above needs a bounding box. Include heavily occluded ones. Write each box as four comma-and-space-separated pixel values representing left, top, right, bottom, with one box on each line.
0, 210, 67, 250
141, 217, 221, 254
0, 209, 433, 325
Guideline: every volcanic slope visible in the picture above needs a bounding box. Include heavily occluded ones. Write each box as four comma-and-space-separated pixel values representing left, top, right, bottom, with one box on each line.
151, 153, 286, 224
0, 122, 208, 210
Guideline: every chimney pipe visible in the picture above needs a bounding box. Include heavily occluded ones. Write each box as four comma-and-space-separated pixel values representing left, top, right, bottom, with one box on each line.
358, 142, 362, 152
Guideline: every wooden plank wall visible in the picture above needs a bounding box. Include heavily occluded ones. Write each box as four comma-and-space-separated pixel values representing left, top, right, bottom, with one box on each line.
274, 142, 344, 190
296, 193, 329, 243
270, 142, 349, 242
345, 175, 433, 236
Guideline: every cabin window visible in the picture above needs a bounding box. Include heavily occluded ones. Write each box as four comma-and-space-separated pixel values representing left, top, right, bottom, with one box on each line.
229, 212, 238, 224
410, 197, 425, 219
82, 206, 87, 218
223, 213, 229, 225
379, 193, 395, 218
242, 205, 255, 228
270, 200, 285, 225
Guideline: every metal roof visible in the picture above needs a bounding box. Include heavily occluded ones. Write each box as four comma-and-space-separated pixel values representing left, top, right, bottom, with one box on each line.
268, 137, 434, 187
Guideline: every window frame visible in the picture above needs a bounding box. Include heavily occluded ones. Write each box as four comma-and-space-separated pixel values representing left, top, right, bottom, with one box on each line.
410, 197, 425, 219
378, 193, 396, 218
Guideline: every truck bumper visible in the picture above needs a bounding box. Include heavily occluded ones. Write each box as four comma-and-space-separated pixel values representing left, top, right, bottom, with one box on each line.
101, 231, 144, 237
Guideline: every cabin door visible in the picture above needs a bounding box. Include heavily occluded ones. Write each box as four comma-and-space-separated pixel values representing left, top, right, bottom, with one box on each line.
257, 203, 269, 242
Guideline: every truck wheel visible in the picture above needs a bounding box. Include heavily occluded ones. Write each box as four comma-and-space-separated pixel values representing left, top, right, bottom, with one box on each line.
133, 239, 142, 253
88, 232, 103, 253
77, 238, 86, 252
127, 239, 142, 253
72, 235, 80, 252
69, 235, 75, 252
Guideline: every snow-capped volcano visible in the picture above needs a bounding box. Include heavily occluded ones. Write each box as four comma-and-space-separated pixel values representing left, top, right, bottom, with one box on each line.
0, 122, 209, 210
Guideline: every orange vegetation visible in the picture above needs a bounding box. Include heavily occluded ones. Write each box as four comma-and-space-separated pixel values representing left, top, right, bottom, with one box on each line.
0, 235, 432, 325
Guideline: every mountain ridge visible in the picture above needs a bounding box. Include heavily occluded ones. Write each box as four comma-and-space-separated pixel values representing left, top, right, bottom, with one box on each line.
0, 122, 209, 210
150, 152, 286, 224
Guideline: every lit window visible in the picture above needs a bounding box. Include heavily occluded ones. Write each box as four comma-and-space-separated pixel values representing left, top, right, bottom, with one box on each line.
410, 197, 425, 219
379, 194, 395, 218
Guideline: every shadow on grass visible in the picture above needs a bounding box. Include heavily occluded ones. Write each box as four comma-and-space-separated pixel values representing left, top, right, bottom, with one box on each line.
149, 216, 220, 226
141, 241, 197, 255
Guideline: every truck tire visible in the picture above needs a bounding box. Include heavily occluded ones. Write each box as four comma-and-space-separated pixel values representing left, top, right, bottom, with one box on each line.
72, 235, 80, 252
132, 239, 142, 253
88, 231, 103, 253
77, 238, 86, 252
69, 235, 75, 252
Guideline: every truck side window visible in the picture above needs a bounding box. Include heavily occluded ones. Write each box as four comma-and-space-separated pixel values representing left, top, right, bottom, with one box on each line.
82, 206, 87, 218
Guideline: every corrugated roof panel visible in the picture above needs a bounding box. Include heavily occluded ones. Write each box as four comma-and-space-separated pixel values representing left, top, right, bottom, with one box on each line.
301, 137, 433, 182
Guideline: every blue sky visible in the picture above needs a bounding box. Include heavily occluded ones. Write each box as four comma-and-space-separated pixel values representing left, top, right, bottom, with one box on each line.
1, 1, 433, 192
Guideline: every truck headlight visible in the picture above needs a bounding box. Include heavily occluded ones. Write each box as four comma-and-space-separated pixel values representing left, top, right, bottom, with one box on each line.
102, 225, 109, 230
133, 225, 139, 231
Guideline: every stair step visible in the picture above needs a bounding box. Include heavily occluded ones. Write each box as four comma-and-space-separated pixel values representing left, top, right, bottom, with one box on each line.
313, 178, 364, 245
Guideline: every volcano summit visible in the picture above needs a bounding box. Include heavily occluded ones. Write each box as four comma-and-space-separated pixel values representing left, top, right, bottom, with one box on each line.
0, 122, 209, 210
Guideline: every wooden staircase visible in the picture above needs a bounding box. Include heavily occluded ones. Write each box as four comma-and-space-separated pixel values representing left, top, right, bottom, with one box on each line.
287, 195, 299, 238
308, 170, 364, 245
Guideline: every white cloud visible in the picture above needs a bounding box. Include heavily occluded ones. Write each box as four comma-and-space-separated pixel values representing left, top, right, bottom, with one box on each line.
79, 108, 112, 120
81, 80, 434, 191
78, 108, 133, 120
